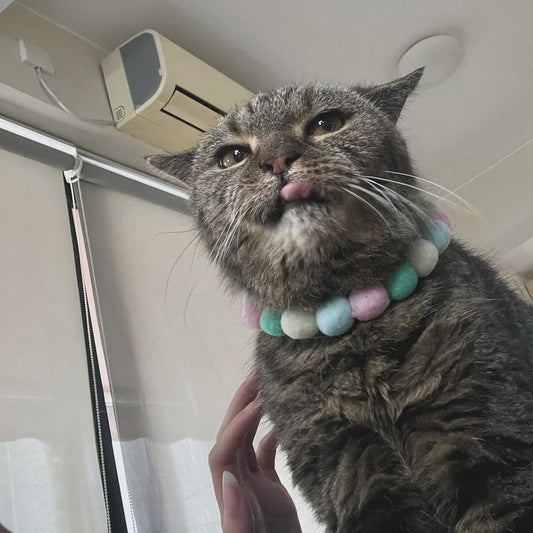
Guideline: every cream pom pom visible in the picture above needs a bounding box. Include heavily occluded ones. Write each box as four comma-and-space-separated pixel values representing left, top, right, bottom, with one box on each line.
407, 239, 439, 277
281, 309, 319, 339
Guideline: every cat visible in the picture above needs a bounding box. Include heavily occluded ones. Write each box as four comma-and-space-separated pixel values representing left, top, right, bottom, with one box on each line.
148, 68, 533, 532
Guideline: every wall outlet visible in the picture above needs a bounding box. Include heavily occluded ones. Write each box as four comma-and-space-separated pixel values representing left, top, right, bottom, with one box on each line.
18, 38, 55, 75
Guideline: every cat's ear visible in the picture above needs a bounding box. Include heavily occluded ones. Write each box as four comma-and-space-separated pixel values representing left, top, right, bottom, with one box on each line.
145, 149, 196, 189
358, 67, 424, 123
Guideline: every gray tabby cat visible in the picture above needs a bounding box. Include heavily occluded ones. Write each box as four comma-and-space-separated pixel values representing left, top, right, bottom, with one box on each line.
149, 69, 533, 532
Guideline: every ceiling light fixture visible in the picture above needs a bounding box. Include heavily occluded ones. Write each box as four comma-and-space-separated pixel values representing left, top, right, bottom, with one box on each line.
397, 35, 463, 89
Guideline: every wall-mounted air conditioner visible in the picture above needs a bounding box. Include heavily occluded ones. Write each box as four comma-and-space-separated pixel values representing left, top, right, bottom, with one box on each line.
101, 30, 252, 152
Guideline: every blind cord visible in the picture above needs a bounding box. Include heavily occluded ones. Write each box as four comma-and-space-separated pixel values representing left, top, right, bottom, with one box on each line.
64, 157, 137, 532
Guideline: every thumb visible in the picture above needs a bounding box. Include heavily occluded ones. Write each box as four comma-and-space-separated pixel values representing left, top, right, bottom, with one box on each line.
222, 471, 254, 533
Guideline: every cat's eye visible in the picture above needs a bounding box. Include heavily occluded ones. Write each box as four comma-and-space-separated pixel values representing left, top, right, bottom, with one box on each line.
218, 146, 250, 169
306, 111, 345, 136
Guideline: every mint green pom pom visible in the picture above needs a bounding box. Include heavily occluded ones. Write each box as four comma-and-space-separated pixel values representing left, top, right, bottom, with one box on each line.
386, 263, 419, 301
426, 220, 451, 253
260, 308, 284, 336
316, 296, 354, 336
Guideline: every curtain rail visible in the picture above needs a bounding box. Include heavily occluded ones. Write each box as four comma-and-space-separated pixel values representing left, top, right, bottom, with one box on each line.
0, 114, 190, 208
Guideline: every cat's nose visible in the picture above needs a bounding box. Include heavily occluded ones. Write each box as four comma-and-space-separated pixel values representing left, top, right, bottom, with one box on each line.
262, 153, 301, 174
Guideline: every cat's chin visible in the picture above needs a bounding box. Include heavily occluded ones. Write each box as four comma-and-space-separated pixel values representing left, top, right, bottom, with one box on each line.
282, 199, 328, 217
280, 201, 331, 224
266, 202, 345, 254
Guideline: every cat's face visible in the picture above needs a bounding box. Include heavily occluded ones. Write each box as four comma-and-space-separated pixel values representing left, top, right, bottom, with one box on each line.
149, 69, 424, 309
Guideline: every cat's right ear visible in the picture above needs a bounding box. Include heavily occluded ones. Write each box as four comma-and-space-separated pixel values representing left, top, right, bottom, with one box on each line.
145, 149, 196, 189
357, 68, 424, 123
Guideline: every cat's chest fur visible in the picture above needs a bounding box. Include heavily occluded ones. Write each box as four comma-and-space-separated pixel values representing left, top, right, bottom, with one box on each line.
253, 331, 430, 528
253, 279, 445, 435
254, 315, 440, 450
252, 272, 469, 530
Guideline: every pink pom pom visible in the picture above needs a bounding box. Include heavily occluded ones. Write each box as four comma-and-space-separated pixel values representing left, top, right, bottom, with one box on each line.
242, 295, 261, 330
430, 207, 451, 229
349, 284, 390, 321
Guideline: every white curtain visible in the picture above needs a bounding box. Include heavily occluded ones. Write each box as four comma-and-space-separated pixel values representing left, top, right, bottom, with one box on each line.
0, 149, 107, 532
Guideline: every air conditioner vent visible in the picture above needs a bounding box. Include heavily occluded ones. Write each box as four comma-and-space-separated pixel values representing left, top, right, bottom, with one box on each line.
113, 106, 125, 122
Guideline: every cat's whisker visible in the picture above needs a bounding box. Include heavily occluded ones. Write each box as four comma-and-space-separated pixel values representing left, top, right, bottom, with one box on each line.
359, 180, 401, 217
345, 181, 418, 230
214, 220, 235, 265
164, 232, 201, 310
236, 215, 245, 263
340, 186, 392, 231
211, 206, 238, 265
217, 205, 239, 262
220, 208, 248, 264
209, 214, 230, 262
362, 180, 419, 230
345, 183, 396, 212
362, 175, 465, 212
216, 200, 254, 265
381, 170, 478, 215
154, 226, 199, 237
362, 178, 433, 227
234, 205, 253, 264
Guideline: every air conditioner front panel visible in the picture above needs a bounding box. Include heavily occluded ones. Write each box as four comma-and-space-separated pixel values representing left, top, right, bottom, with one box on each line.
121, 111, 204, 152
158, 33, 252, 113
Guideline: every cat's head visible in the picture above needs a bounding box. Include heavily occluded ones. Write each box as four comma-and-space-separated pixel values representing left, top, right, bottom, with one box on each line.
149, 69, 426, 310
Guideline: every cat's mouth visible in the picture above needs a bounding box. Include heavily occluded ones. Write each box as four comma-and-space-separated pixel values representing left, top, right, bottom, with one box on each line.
280, 180, 327, 211
283, 191, 326, 211
262, 180, 339, 225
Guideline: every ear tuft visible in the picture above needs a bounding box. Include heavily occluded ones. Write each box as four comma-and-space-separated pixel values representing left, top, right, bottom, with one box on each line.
145, 149, 196, 188
359, 67, 424, 123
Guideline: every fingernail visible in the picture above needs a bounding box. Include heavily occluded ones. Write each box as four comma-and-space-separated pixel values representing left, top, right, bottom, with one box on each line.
243, 372, 257, 389
245, 397, 260, 412
222, 471, 242, 518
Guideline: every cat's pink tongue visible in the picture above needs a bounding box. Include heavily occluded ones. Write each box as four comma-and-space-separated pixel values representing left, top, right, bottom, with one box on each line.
280, 181, 313, 202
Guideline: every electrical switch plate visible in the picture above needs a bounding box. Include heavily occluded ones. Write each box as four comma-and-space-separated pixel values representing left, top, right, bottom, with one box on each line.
18, 38, 55, 75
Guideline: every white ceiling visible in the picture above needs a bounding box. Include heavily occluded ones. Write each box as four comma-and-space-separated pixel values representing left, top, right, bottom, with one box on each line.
10, 0, 533, 260
17, 0, 533, 183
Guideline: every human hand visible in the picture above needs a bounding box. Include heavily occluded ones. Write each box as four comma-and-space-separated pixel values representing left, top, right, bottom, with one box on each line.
208, 373, 302, 533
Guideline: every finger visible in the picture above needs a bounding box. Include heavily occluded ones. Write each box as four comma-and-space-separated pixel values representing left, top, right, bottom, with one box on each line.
222, 471, 254, 533
242, 412, 262, 475
256, 430, 281, 483
209, 399, 261, 512
217, 373, 257, 439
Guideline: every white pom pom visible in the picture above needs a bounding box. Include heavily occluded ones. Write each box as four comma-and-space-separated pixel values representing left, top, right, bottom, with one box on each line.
407, 239, 439, 277
281, 309, 319, 339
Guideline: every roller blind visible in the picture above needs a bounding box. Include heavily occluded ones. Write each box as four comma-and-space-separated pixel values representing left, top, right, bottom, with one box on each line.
0, 148, 107, 533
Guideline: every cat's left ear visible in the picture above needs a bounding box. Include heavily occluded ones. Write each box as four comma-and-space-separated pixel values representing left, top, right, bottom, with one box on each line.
145, 149, 196, 189
358, 67, 424, 123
